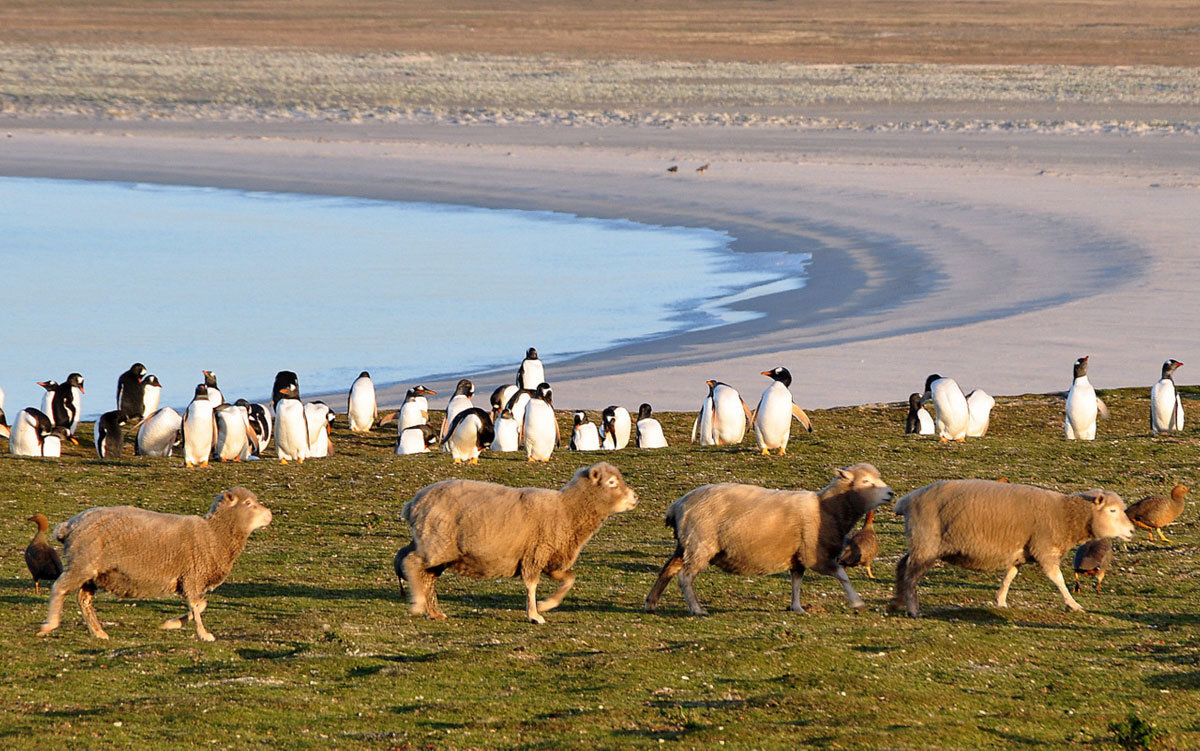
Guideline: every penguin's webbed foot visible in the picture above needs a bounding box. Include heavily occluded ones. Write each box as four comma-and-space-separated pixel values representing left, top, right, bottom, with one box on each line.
279, 458, 289, 465
468, 457, 479, 465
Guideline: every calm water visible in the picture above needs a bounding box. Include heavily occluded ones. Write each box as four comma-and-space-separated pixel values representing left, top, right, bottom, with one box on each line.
1, 177, 808, 416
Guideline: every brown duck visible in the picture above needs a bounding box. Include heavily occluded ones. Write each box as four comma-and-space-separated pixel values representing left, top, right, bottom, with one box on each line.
837, 509, 878, 578
1072, 538, 1113, 593
1126, 484, 1187, 543
25, 513, 62, 594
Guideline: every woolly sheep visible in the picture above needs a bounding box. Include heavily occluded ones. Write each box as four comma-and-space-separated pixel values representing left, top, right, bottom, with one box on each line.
38, 487, 272, 641
890, 479, 1135, 617
645, 463, 893, 615
397, 462, 638, 623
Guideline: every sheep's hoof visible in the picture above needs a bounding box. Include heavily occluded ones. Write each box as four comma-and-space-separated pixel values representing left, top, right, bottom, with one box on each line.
851, 601, 868, 613
528, 614, 547, 624
92, 630, 110, 640
688, 609, 709, 617
197, 632, 216, 642
37, 623, 57, 636
426, 612, 447, 621
788, 604, 807, 614
161, 618, 183, 630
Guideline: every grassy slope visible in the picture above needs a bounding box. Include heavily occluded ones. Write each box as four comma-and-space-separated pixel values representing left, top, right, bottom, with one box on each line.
1, 388, 1197, 749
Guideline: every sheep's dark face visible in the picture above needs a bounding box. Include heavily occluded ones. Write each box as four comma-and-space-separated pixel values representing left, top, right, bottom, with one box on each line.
836, 463, 894, 510
1079, 490, 1134, 541
582, 462, 638, 512
209, 487, 273, 532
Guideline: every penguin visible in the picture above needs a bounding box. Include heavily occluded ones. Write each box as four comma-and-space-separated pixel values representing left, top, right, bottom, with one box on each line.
442, 407, 494, 465
181, 384, 216, 468
1065, 356, 1098, 440
491, 384, 518, 421
40, 428, 70, 458
965, 389, 996, 438
347, 371, 377, 433
9, 408, 57, 457
396, 423, 439, 455
635, 402, 668, 449
523, 382, 558, 462
202, 370, 224, 406
504, 387, 536, 443
272, 370, 299, 410
37, 380, 57, 421
94, 410, 126, 460
905, 393, 935, 435
215, 403, 256, 462
439, 379, 476, 441
115, 363, 147, 422
140, 374, 162, 418
600, 405, 632, 450
1151, 359, 1184, 435
752, 367, 814, 455
491, 408, 520, 452
136, 407, 183, 457
922, 374, 970, 442
516, 347, 545, 390
399, 385, 437, 432
691, 387, 716, 445
42, 374, 85, 438
0, 384, 6, 428
274, 383, 309, 464
708, 380, 753, 445
238, 399, 272, 455
304, 401, 335, 458
569, 411, 601, 451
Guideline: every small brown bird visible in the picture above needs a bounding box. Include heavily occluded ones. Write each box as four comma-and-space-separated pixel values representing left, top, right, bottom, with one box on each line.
837, 509, 878, 578
1126, 484, 1187, 542
25, 513, 62, 594
666, 165, 678, 173
1073, 538, 1113, 593
696, 162, 710, 174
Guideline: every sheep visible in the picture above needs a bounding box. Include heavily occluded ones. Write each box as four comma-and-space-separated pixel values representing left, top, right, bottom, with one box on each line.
38, 487, 272, 641
397, 462, 638, 623
890, 479, 1135, 617
645, 463, 893, 615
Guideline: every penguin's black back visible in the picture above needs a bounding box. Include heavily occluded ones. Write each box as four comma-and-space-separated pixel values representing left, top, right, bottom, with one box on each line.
96, 410, 125, 459
117, 368, 147, 421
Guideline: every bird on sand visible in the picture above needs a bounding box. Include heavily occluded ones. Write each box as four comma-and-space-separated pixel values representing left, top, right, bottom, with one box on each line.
696, 162, 710, 173
25, 513, 62, 594
667, 165, 678, 173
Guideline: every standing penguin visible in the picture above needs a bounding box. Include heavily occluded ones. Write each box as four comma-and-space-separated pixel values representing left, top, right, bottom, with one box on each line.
1151, 359, 1184, 435
272, 371, 299, 410
215, 403, 256, 462
94, 410, 126, 460
516, 347, 545, 390
116, 363, 147, 422
202, 370, 224, 406
238, 399, 272, 454
504, 387, 536, 443
569, 411, 601, 451
707, 380, 753, 445
136, 407, 183, 457
523, 383, 558, 462
752, 367, 813, 455
491, 408, 520, 452
691, 385, 716, 445
905, 393, 935, 435
347, 371, 377, 433
140, 374, 162, 418
635, 403, 668, 449
36, 380, 57, 421
1065, 356, 1099, 440
600, 405, 632, 450
0, 384, 6, 429
398, 385, 437, 432
181, 384, 216, 467
304, 401, 335, 458
922, 374, 970, 442
439, 379, 476, 441
275, 383, 309, 464
397, 424, 439, 455
965, 389, 996, 438
42, 374, 85, 438
442, 407, 494, 465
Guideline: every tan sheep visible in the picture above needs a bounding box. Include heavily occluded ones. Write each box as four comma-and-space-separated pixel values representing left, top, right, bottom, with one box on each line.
645, 463, 893, 615
38, 487, 272, 641
397, 462, 638, 623
890, 479, 1135, 618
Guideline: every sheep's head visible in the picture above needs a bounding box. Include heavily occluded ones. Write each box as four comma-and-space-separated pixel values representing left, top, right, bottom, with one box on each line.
208, 486, 273, 532
833, 463, 894, 510
1075, 489, 1134, 541
575, 462, 638, 513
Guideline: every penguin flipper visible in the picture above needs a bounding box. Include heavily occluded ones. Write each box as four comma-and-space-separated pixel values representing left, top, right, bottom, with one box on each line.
1097, 398, 1110, 420
690, 414, 700, 443
740, 398, 754, 425
378, 411, 398, 426
792, 404, 814, 432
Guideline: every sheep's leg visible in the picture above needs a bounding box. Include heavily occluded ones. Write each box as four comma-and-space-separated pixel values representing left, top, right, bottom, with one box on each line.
523, 573, 546, 624
789, 564, 806, 613
39, 569, 90, 636
832, 565, 867, 612
78, 584, 109, 640
901, 556, 934, 618
677, 558, 709, 616
1039, 559, 1084, 612
536, 569, 576, 613
995, 565, 1020, 608
188, 598, 215, 642
645, 548, 684, 612
401, 552, 446, 620
888, 554, 909, 613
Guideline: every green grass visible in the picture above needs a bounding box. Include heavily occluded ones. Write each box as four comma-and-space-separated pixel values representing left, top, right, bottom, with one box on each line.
2, 388, 1198, 749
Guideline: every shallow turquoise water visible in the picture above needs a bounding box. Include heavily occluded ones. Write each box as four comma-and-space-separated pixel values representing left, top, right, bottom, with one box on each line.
1, 177, 808, 416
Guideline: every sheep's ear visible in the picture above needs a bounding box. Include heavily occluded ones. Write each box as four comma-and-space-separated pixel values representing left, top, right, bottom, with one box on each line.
836, 467, 854, 481
1081, 489, 1105, 505
588, 466, 603, 483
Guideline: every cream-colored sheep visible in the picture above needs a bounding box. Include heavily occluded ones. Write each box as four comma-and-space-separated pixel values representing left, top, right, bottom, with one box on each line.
890, 479, 1135, 617
645, 463, 893, 615
398, 462, 637, 623
38, 487, 272, 641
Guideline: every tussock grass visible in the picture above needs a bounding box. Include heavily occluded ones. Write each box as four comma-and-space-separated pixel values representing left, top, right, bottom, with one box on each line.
1, 387, 1197, 748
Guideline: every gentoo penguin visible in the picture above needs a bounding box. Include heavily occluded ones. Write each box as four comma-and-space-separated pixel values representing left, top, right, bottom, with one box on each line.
37, 380, 57, 421
9, 408, 57, 457
42, 374, 85, 438
215, 403, 256, 462
504, 387, 535, 443
965, 389, 996, 438
706, 380, 753, 445
1065, 356, 1098, 441
439, 379, 476, 441
691, 386, 716, 445
181, 384, 216, 468
922, 374, 970, 442
136, 407, 183, 457
202, 370, 224, 406
275, 383, 309, 464
569, 411, 601, 451
442, 406, 494, 464
238, 399, 272, 455
304, 401, 335, 458
140, 374, 162, 418
600, 405, 632, 450
491, 384, 518, 421
0, 384, 6, 428
399, 385, 437, 432
905, 393, 935, 435
116, 362, 147, 422
347, 371, 377, 433
752, 367, 813, 455
491, 408, 520, 452
397, 424, 439, 455
1151, 359, 1185, 435
635, 402, 668, 449
94, 410, 126, 460
516, 347, 545, 390
272, 370, 299, 410
523, 382, 558, 462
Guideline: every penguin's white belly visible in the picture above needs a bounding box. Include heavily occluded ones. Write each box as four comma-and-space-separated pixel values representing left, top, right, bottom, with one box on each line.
207, 387, 224, 407
11, 411, 42, 456
137, 408, 182, 456
348, 382, 376, 432
520, 361, 545, 388
712, 388, 747, 444
68, 387, 84, 435
1151, 379, 1184, 433
216, 407, 252, 461
445, 414, 484, 462
396, 427, 429, 454
399, 400, 428, 432
443, 396, 472, 436
637, 418, 668, 449
492, 418, 519, 452
41, 435, 62, 457
693, 398, 716, 445
610, 409, 632, 449
916, 408, 935, 435
965, 390, 996, 438
142, 385, 161, 418
572, 424, 601, 451
39, 392, 54, 420
524, 402, 556, 460
754, 384, 793, 450
304, 403, 332, 458
276, 401, 310, 461
931, 380, 970, 440
1065, 378, 1097, 440
183, 402, 215, 465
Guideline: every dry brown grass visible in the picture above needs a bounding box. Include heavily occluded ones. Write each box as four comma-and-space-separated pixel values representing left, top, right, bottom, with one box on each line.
2, 0, 1198, 65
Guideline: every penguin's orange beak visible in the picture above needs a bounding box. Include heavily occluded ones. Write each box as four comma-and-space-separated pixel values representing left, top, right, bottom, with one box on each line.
79, 387, 85, 394
761, 370, 772, 377
37, 381, 50, 388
